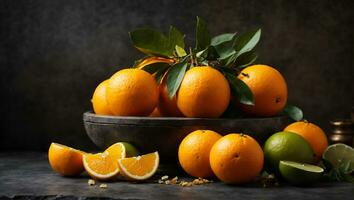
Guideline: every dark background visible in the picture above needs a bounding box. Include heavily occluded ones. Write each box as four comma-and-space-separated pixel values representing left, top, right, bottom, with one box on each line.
0, 0, 353, 151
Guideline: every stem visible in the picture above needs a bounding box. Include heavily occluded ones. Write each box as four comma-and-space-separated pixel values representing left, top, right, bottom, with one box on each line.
189, 47, 195, 67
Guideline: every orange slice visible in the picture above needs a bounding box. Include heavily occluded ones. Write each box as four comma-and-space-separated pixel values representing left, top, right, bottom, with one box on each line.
104, 142, 126, 160
48, 142, 85, 176
117, 152, 159, 180
83, 152, 120, 180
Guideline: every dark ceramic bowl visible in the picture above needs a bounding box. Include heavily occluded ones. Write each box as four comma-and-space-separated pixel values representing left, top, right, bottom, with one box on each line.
83, 111, 291, 162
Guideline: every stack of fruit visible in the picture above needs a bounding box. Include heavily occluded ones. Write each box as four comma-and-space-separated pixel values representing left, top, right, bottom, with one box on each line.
178, 122, 354, 185
91, 17, 301, 120
49, 17, 354, 186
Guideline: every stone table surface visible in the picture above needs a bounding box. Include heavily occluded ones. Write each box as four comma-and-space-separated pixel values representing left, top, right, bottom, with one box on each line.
0, 152, 353, 200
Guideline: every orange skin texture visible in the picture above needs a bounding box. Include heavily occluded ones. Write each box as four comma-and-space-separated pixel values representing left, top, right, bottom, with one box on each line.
91, 80, 112, 115
177, 66, 231, 118
178, 130, 222, 178
106, 68, 159, 116
48, 143, 85, 176
157, 73, 184, 117
238, 65, 288, 117
210, 134, 264, 184
149, 107, 162, 117
284, 121, 328, 162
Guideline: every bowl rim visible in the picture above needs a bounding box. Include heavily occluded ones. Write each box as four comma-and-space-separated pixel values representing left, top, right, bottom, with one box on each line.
83, 111, 289, 126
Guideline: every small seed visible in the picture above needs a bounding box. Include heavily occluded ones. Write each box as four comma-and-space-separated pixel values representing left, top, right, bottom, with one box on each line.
88, 179, 96, 186
181, 182, 188, 187
99, 183, 107, 189
158, 180, 164, 184
161, 175, 169, 181
165, 180, 170, 184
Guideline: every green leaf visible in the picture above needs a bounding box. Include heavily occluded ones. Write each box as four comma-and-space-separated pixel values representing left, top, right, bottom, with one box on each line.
225, 73, 254, 105
166, 61, 188, 97
233, 51, 258, 68
169, 26, 185, 50
195, 16, 211, 51
129, 28, 172, 57
140, 62, 171, 74
211, 33, 236, 46
175, 45, 187, 57
283, 104, 303, 121
234, 29, 261, 56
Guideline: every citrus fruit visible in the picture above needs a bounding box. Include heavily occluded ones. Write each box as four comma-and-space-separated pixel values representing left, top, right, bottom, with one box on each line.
263, 131, 315, 173
104, 142, 139, 160
91, 80, 112, 115
177, 66, 230, 118
238, 64, 287, 117
157, 72, 184, 117
149, 107, 162, 117
284, 121, 328, 161
48, 143, 85, 176
117, 152, 159, 181
106, 68, 159, 116
178, 130, 222, 178
323, 143, 354, 173
279, 160, 324, 185
83, 152, 120, 180
210, 134, 264, 184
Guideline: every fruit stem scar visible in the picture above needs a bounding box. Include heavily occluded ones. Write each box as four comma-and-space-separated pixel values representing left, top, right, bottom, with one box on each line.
275, 97, 281, 103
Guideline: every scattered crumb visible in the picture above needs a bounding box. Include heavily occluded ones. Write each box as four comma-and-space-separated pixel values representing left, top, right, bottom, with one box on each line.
99, 183, 108, 189
170, 176, 178, 184
161, 175, 169, 181
88, 179, 96, 186
164, 180, 170, 184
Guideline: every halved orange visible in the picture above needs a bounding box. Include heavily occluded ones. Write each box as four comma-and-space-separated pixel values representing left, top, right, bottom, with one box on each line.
118, 152, 159, 180
83, 152, 120, 181
48, 142, 85, 176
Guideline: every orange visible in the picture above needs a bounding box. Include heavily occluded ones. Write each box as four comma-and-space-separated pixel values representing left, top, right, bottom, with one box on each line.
210, 134, 264, 184
106, 68, 159, 116
149, 107, 162, 117
177, 66, 230, 118
118, 152, 159, 181
48, 143, 85, 176
284, 121, 328, 162
135, 56, 175, 69
136, 57, 182, 117
178, 130, 222, 178
83, 152, 120, 181
238, 64, 287, 117
157, 72, 184, 117
104, 142, 127, 161
91, 80, 112, 115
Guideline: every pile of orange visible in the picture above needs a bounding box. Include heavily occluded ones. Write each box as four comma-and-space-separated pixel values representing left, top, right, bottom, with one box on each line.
92, 57, 288, 119
178, 130, 264, 184
48, 142, 159, 182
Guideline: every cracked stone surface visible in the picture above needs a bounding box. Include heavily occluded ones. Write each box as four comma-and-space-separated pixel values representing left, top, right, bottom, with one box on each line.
0, 152, 353, 200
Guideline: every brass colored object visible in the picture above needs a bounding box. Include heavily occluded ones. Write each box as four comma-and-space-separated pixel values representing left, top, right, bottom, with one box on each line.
329, 119, 354, 147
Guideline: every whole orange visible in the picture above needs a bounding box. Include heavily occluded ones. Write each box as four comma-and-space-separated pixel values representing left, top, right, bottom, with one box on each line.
284, 121, 328, 162
238, 64, 287, 117
106, 68, 159, 116
178, 130, 222, 178
210, 134, 264, 184
177, 66, 230, 118
91, 80, 112, 115
136, 57, 182, 117
157, 72, 184, 117
48, 143, 85, 176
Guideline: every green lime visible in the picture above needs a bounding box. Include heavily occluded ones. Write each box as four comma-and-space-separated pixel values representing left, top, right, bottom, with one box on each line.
279, 160, 323, 185
264, 131, 315, 173
322, 143, 354, 173
121, 142, 140, 157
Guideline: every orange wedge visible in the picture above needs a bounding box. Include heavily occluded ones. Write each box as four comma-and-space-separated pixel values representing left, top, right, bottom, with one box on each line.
104, 142, 126, 161
118, 152, 159, 181
83, 152, 120, 180
48, 142, 85, 176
